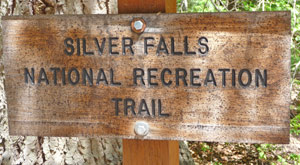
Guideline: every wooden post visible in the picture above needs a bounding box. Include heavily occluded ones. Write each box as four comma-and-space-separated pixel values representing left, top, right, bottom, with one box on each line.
123, 140, 179, 165
118, 0, 176, 14
119, 0, 179, 164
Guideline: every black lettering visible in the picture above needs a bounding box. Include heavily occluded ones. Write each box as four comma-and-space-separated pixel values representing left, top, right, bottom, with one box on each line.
184, 36, 196, 55
204, 69, 216, 86
68, 68, 80, 85
156, 37, 169, 55
64, 38, 74, 56
232, 69, 236, 87
144, 37, 154, 55
124, 98, 136, 116
82, 38, 94, 55
38, 68, 49, 85
218, 69, 230, 87
138, 99, 150, 116
198, 37, 209, 54
109, 37, 119, 55
190, 69, 201, 86
158, 99, 169, 117
152, 99, 156, 116
175, 68, 188, 86
50, 68, 60, 85
255, 69, 267, 87
94, 38, 106, 56
133, 68, 145, 86
148, 68, 158, 86
122, 37, 134, 55
161, 68, 172, 86
112, 98, 122, 116
110, 68, 121, 86
82, 68, 93, 85
96, 69, 108, 85
238, 69, 252, 87
76, 38, 80, 56
62, 68, 66, 85
24, 68, 35, 84
171, 37, 183, 55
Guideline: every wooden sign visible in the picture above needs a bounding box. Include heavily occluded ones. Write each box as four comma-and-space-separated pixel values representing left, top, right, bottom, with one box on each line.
2, 12, 290, 143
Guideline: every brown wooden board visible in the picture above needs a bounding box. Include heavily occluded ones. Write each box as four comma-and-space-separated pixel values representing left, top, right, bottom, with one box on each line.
2, 12, 291, 143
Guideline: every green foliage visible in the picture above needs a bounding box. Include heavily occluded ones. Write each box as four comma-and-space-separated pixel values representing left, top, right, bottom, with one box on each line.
289, 153, 300, 164
291, 114, 300, 135
177, 0, 221, 13
178, 0, 300, 164
256, 144, 276, 160
291, 54, 300, 73
277, 155, 288, 164
290, 104, 300, 113
200, 142, 210, 152
255, 144, 300, 164
275, 153, 300, 164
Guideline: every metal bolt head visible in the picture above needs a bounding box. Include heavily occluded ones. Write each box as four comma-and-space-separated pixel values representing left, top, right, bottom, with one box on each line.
134, 121, 149, 136
134, 20, 143, 30
131, 18, 146, 34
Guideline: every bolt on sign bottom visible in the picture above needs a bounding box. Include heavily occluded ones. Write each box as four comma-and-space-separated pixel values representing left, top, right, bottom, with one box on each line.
2, 12, 290, 144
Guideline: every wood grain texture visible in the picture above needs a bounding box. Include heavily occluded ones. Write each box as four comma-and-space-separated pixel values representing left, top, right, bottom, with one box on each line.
165, 0, 177, 13
122, 1, 179, 165
2, 12, 291, 143
118, 0, 166, 13
123, 139, 179, 165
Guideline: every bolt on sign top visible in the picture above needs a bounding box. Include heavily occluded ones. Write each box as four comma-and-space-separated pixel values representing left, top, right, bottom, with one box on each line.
2, 12, 290, 144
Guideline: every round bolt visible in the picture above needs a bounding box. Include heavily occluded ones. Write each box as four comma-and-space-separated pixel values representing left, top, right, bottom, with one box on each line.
134, 121, 149, 136
131, 18, 146, 34
134, 20, 143, 30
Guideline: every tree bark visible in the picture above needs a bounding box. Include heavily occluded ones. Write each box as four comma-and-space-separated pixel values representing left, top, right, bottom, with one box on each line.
0, 0, 193, 164
0, 1, 122, 164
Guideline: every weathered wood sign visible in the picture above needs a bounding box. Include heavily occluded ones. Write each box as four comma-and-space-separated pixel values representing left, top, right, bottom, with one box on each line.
2, 12, 290, 143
